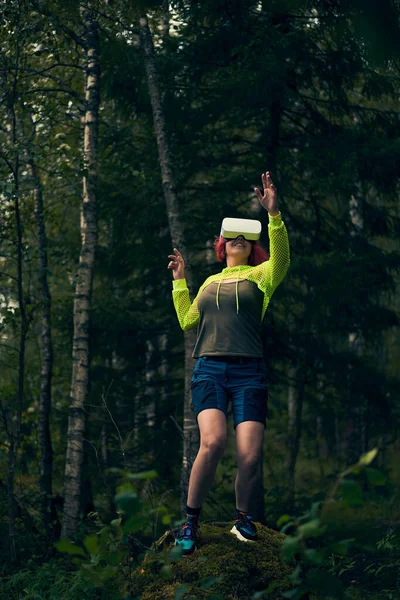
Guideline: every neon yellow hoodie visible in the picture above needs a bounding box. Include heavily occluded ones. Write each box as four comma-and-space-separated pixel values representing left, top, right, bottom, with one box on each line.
172, 212, 290, 331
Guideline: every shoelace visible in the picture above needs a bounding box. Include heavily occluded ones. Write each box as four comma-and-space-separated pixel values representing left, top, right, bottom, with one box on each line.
236, 512, 254, 524
179, 519, 197, 538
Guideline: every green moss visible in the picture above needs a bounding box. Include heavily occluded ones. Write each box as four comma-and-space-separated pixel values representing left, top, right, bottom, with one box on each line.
128, 521, 293, 600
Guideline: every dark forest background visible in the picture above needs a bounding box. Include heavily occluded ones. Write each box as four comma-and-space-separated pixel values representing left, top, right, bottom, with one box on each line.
0, 1, 399, 598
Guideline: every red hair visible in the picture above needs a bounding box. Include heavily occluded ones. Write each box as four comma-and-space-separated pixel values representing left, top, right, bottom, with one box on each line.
214, 237, 269, 266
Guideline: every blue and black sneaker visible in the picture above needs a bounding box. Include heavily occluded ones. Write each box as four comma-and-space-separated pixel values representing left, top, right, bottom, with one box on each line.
174, 514, 198, 555
230, 510, 257, 542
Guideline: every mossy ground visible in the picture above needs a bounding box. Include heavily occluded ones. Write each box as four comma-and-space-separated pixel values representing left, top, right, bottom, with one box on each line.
127, 521, 293, 600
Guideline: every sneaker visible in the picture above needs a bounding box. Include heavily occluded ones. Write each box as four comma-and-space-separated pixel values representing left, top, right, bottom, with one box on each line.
230, 510, 257, 542
174, 514, 198, 555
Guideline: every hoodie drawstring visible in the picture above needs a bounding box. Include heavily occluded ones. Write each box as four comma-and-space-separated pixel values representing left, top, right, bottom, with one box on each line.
216, 279, 222, 310
216, 276, 240, 314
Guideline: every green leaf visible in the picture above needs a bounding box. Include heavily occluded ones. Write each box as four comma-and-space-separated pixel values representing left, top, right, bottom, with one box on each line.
106, 551, 120, 566
298, 519, 325, 539
107, 467, 127, 476
252, 581, 281, 598
115, 490, 141, 514
277, 514, 292, 528
282, 587, 309, 600
82, 563, 117, 583
329, 538, 356, 555
83, 535, 99, 555
309, 501, 322, 518
126, 470, 158, 480
111, 518, 122, 528
282, 536, 300, 561
168, 545, 184, 562
365, 467, 386, 486
339, 479, 363, 507
288, 564, 301, 583
55, 539, 86, 557
281, 521, 295, 534
160, 564, 172, 577
175, 584, 189, 600
358, 448, 378, 466
121, 514, 147, 533
304, 548, 325, 565
200, 576, 223, 589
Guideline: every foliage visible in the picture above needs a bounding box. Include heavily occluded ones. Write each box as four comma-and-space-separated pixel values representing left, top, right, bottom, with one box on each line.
273, 448, 400, 600
0, 1, 399, 597
0, 558, 119, 600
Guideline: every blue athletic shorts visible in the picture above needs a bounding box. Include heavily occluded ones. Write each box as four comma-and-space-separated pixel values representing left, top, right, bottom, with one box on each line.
190, 356, 269, 429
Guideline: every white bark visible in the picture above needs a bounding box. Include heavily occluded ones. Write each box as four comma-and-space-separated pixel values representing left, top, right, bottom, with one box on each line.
62, 4, 100, 539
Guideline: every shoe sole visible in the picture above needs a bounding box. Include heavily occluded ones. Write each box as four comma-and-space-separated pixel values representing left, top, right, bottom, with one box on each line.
230, 525, 256, 542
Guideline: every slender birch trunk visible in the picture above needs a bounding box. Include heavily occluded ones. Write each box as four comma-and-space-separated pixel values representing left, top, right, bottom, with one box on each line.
138, 12, 199, 512
7, 168, 27, 564
20, 117, 53, 536
3, 25, 27, 563
62, 4, 100, 538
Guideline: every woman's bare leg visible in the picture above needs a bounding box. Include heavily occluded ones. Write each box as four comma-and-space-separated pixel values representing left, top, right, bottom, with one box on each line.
234, 421, 264, 512
187, 409, 227, 508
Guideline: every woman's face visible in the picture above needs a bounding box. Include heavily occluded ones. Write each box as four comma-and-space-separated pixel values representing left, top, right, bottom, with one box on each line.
225, 235, 252, 262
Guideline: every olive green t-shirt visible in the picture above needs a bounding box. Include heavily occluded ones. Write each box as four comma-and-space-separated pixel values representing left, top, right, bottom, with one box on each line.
192, 280, 264, 358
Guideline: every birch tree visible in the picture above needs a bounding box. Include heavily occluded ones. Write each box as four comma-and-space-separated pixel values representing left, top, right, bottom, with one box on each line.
20, 114, 54, 536
137, 9, 199, 511
62, 1, 100, 538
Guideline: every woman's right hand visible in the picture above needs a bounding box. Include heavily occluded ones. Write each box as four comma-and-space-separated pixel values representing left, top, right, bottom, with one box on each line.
168, 248, 185, 280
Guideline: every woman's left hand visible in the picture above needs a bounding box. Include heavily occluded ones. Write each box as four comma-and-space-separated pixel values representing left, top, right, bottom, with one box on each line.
254, 172, 279, 215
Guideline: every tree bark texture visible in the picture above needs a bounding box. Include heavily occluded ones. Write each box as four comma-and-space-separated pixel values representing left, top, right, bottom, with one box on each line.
21, 119, 54, 536
287, 363, 305, 512
7, 158, 27, 564
4, 36, 26, 559
62, 4, 100, 539
7, 196, 26, 564
138, 13, 200, 513
345, 196, 368, 465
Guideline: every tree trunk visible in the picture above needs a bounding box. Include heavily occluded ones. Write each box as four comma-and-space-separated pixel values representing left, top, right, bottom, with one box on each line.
158, 333, 169, 404
138, 12, 199, 513
161, 0, 170, 43
62, 4, 100, 539
3, 41, 27, 560
8, 156, 27, 564
287, 363, 305, 512
345, 195, 367, 465
20, 116, 54, 537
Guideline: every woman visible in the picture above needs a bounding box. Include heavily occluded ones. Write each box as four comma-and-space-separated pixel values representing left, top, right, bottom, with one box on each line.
168, 172, 290, 554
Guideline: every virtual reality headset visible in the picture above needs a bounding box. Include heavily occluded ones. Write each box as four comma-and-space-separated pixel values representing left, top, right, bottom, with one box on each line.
220, 217, 261, 241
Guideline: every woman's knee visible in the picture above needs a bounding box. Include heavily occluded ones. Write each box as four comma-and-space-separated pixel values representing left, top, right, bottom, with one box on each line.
236, 452, 261, 472
200, 435, 227, 458
198, 409, 227, 458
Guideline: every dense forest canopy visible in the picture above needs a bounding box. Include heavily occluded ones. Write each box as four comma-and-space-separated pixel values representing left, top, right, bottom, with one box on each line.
0, 0, 399, 598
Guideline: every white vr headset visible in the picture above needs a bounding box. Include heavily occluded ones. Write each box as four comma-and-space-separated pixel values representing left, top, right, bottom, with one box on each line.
220, 217, 261, 241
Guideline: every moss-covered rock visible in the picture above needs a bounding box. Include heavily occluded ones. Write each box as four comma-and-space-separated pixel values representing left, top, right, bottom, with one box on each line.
128, 521, 293, 599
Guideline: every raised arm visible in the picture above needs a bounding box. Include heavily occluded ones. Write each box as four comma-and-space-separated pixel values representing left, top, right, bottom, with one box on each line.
263, 212, 290, 294
254, 172, 290, 295
168, 248, 200, 331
